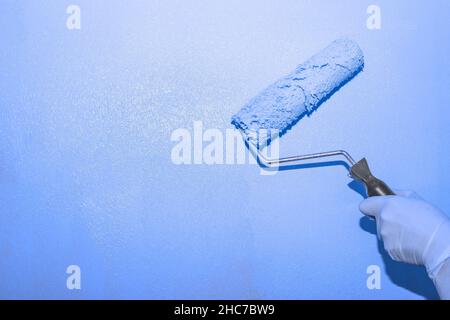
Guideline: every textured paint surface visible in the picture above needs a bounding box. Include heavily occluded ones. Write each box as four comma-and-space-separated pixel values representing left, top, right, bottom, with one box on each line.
231, 38, 364, 146
1, 1, 450, 299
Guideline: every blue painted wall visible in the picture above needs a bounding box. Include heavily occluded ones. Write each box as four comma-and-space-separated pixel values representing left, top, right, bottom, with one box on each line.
1, 0, 449, 299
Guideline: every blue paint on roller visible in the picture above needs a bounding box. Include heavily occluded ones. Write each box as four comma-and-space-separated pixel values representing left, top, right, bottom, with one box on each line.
231, 38, 364, 146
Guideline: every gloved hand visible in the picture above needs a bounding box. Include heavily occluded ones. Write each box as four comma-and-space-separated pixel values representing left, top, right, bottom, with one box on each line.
359, 191, 450, 285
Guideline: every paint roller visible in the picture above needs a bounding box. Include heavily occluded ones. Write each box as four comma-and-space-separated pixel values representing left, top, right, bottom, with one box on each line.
231, 38, 394, 197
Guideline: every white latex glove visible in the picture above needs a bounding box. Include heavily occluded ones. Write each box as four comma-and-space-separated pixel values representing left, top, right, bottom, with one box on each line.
359, 191, 450, 299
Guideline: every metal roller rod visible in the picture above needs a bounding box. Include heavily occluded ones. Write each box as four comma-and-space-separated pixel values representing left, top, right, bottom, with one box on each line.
240, 129, 356, 169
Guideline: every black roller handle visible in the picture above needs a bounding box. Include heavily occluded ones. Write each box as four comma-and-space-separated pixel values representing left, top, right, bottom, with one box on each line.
350, 158, 395, 197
